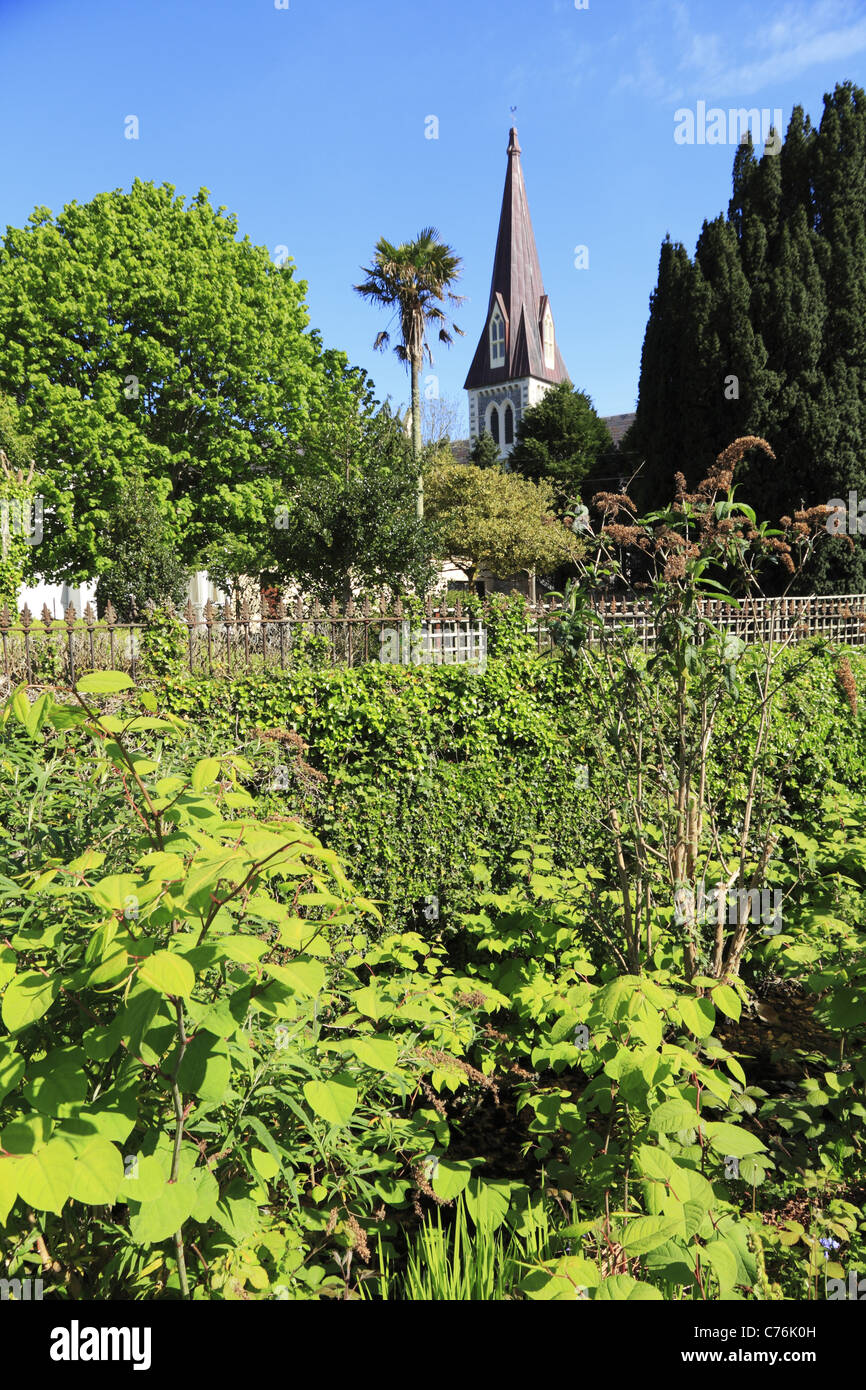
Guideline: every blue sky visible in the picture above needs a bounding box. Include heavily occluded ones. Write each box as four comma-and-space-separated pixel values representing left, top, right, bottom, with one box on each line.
2, 0, 866, 435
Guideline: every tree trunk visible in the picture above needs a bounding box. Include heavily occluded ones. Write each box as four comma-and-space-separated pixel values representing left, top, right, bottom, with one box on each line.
411, 354, 423, 518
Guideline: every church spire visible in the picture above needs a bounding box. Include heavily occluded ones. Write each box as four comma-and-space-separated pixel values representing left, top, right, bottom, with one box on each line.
464, 126, 568, 397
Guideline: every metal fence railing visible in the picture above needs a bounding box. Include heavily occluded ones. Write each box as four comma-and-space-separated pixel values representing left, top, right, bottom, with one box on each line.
0, 595, 489, 686
1, 591, 863, 688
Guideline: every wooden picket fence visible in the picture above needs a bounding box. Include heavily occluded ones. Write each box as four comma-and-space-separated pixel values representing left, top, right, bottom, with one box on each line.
0, 590, 864, 687
581, 592, 866, 652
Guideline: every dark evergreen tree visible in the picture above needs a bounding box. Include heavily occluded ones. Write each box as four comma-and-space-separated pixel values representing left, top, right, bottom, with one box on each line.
469, 429, 502, 468
632, 81, 866, 591
626, 238, 708, 510
508, 380, 610, 496
96, 477, 190, 620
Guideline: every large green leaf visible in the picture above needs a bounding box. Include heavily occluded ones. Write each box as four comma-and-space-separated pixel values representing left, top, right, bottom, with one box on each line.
620, 1214, 683, 1256
702, 1238, 739, 1297
88, 874, 142, 913
521, 1255, 600, 1300
263, 959, 326, 996
23, 1048, 89, 1116
0, 1158, 18, 1224
1, 972, 61, 1033
677, 995, 716, 1039
128, 1179, 197, 1244
121, 1153, 168, 1202
594, 1275, 663, 1300
0, 946, 17, 992
16, 1139, 76, 1214
646, 1098, 699, 1133
138, 951, 195, 998
463, 1177, 511, 1231
0, 1042, 25, 1103
177, 1032, 232, 1102
303, 1075, 358, 1127
191, 758, 221, 791
431, 1158, 476, 1201
1, 1114, 53, 1153
704, 1122, 766, 1158
711, 984, 741, 1022
76, 671, 134, 694
68, 1139, 125, 1205
347, 1036, 399, 1072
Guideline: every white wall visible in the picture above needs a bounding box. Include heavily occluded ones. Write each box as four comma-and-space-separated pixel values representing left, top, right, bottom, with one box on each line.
16, 571, 224, 620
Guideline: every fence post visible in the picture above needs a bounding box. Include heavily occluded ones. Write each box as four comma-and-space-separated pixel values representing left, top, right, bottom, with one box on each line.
277, 598, 288, 668
0, 605, 9, 680
184, 600, 196, 675
64, 603, 77, 685
84, 602, 97, 671
20, 605, 32, 686
204, 601, 215, 677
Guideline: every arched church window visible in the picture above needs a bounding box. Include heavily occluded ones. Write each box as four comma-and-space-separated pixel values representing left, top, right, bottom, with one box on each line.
504, 404, 514, 445
490, 308, 505, 367
489, 405, 500, 444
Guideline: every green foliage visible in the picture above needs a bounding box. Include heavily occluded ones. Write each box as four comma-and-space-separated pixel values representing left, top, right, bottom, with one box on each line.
1, 624, 865, 1299
95, 477, 190, 620
0, 394, 38, 608
354, 227, 464, 472
469, 430, 501, 469
0, 180, 361, 582
630, 82, 866, 591
272, 405, 438, 602
0, 682, 493, 1299
426, 459, 579, 585
140, 607, 189, 680
508, 381, 612, 496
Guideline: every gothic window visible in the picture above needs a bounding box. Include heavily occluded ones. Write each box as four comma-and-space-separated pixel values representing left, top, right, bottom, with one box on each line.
504, 404, 514, 445
489, 404, 500, 444
490, 307, 505, 367
542, 308, 555, 370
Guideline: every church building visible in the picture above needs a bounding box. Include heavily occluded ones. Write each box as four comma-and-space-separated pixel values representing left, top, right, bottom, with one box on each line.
464, 127, 570, 459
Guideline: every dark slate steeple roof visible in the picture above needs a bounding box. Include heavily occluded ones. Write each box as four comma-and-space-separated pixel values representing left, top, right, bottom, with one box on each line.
464, 127, 570, 391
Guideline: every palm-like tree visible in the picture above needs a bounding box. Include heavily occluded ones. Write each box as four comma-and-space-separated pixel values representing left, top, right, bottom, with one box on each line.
354, 228, 464, 517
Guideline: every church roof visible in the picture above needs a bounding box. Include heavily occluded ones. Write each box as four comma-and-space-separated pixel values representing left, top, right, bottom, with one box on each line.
603, 413, 636, 447
464, 127, 570, 391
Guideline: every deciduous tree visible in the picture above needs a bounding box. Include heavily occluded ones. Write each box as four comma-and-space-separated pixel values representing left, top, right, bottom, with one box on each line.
0, 180, 359, 583
426, 460, 579, 592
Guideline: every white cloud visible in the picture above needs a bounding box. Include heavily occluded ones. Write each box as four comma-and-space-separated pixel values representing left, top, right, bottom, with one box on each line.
615, 0, 866, 104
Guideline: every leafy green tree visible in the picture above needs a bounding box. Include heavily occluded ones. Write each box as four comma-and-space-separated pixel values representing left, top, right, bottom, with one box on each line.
469, 430, 501, 468
426, 459, 578, 592
508, 381, 611, 496
0, 180, 360, 583
95, 476, 190, 620
271, 407, 437, 602
0, 394, 38, 607
354, 228, 464, 516
0, 393, 34, 473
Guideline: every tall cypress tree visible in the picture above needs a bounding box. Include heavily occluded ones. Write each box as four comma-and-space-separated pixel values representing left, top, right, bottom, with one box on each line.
693, 215, 771, 463
627, 237, 708, 510
632, 82, 866, 592
809, 84, 866, 590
